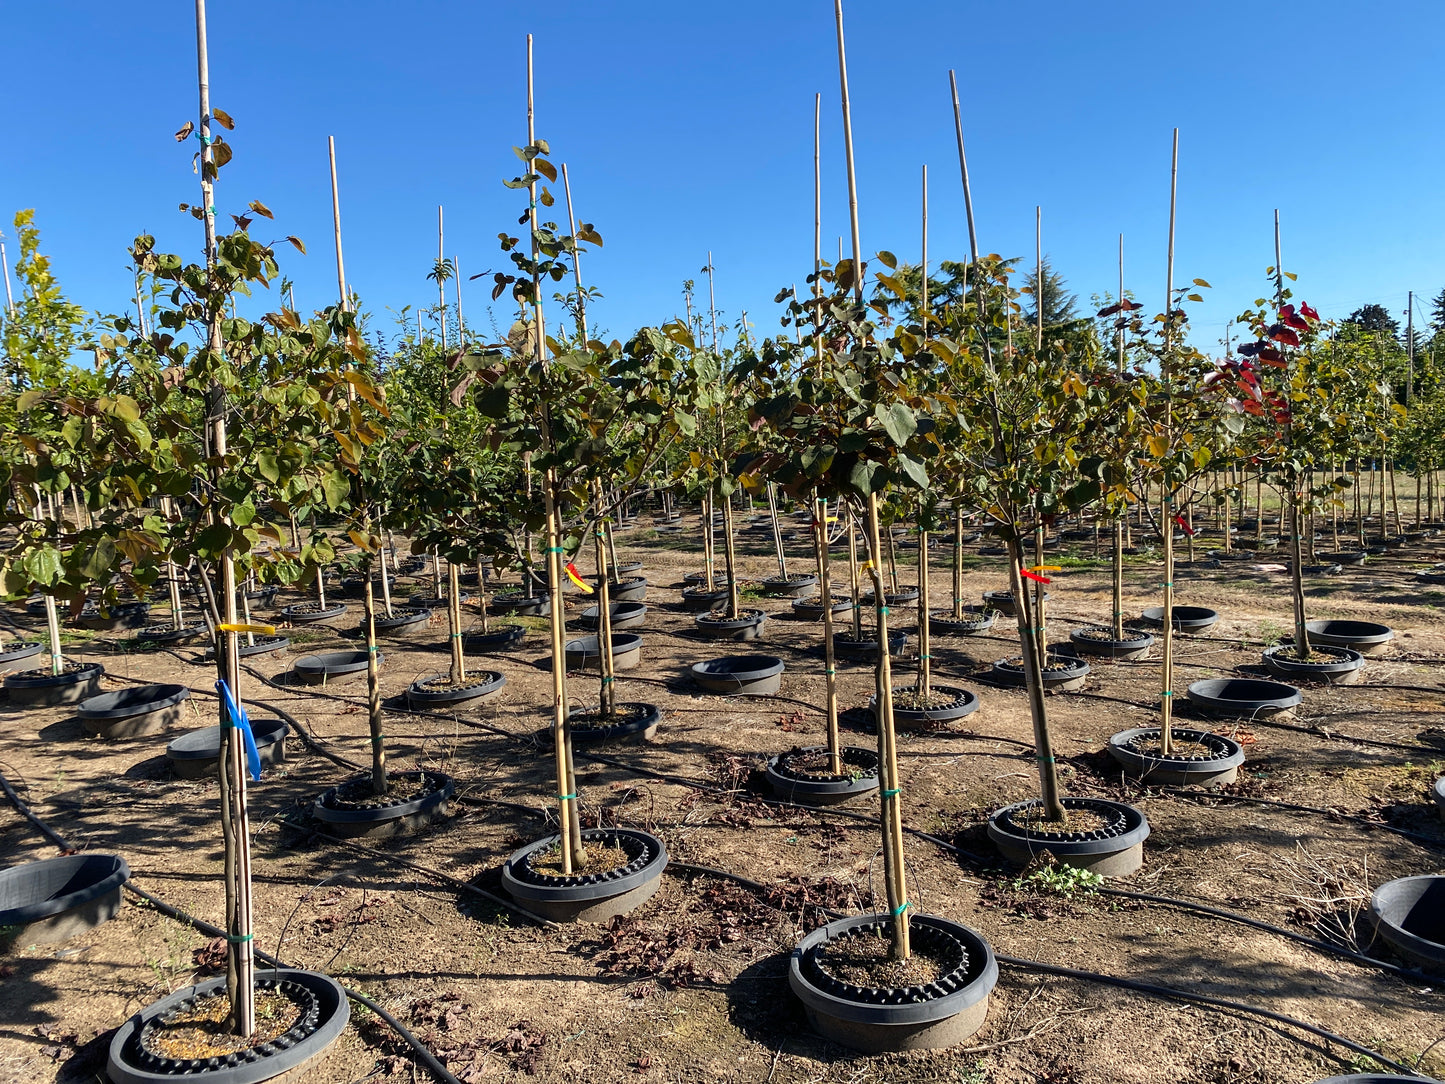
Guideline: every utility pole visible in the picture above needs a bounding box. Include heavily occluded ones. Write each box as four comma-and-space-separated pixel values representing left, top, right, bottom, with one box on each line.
1407, 290, 1415, 403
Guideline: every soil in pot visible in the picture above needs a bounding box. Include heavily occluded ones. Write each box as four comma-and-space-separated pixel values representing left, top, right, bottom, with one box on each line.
991, 653, 1089, 693
281, 601, 348, 623
928, 608, 997, 636
789, 913, 998, 1053
833, 630, 908, 659
987, 796, 1150, 877
765, 745, 880, 805
314, 769, 454, 839
762, 573, 819, 598
567, 702, 661, 743
0, 641, 44, 676
694, 608, 767, 641
872, 685, 980, 730
1106, 726, 1246, 787
681, 587, 731, 611
236, 635, 290, 658
135, 623, 209, 645
1068, 626, 1154, 660
790, 594, 853, 620
491, 592, 547, 616
462, 623, 528, 651
406, 671, 506, 708
4, 660, 105, 708
1262, 643, 1365, 685
501, 827, 668, 923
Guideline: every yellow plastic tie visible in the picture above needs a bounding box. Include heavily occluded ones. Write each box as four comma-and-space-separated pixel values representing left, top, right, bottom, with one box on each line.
217, 623, 275, 635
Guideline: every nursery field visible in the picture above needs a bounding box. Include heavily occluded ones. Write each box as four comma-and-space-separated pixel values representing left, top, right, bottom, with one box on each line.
2, 513, 1443, 1084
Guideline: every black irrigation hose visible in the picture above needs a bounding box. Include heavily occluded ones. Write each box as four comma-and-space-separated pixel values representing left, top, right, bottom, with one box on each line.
0, 762, 462, 1084
122, 882, 464, 1084
657, 858, 1422, 1077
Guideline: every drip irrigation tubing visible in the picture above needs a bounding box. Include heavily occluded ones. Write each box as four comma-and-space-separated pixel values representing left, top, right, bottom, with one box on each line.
1155, 786, 1445, 847
0, 763, 462, 1084
651, 859, 1423, 1076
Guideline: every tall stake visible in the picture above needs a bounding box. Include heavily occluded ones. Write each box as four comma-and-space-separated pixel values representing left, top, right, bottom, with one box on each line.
437, 206, 447, 350
916, 164, 932, 699
454, 257, 466, 343
328, 137, 348, 311
1159, 128, 1179, 755
835, 0, 908, 959
1032, 207, 1046, 662
1277, 211, 1310, 660
194, 0, 254, 1035
1113, 235, 1126, 638
528, 35, 580, 870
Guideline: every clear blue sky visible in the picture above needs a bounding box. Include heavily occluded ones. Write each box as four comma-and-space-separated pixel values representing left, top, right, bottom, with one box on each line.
4, 1, 1443, 352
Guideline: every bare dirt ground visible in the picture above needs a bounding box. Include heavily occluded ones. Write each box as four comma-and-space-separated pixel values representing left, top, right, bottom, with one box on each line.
2, 510, 1444, 1084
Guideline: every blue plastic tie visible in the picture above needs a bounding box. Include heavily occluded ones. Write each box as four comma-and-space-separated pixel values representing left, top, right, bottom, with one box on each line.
215, 679, 262, 783
891, 901, 912, 917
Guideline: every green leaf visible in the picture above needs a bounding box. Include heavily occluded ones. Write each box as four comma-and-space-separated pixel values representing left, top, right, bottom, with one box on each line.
896, 452, 928, 489
875, 402, 916, 446
81, 537, 117, 581
28, 549, 63, 587
256, 452, 281, 484
322, 470, 350, 511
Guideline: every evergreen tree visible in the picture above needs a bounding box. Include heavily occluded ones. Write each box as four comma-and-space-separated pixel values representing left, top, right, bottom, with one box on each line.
1021, 257, 1079, 327
1345, 303, 1400, 336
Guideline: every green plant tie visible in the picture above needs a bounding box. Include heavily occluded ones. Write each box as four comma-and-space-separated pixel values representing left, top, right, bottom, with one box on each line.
370, 734, 385, 744
600, 676, 614, 684
1160, 690, 1174, 697
226, 933, 253, 943
891, 901, 912, 917
556, 792, 577, 801
545, 546, 564, 554
919, 654, 931, 660
1159, 582, 1173, 588
1036, 755, 1055, 763
877, 606, 889, 615
825, 668, 836, 676
196, 133, 214, 145
881, 787, 901, 798
450, 632, 461, 638
367, 645, 380, 653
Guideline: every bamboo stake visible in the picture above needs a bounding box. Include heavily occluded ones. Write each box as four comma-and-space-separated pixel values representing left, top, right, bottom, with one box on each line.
527, 35, 579, 871
328, 137, 348, 311
917, 164, 931, 698
1113, 235, 1126, 638
1159, 128, 1179, 756
835, 0, 908, 960
437, 206, 447, 350
812, 91, 840, 773
454, 257, 465, 343
705, 255, 739, 619
193, 0, 254, 1035
1032, 206, 1046, 662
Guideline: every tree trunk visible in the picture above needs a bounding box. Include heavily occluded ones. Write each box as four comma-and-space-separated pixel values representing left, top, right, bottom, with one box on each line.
1005, 532, 1065, 822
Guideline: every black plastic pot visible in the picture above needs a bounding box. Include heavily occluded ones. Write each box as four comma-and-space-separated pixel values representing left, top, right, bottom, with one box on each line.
491, 591, 547, 616
78, 684, 190, 739
245, 585, 280, 606
603, 576, 648, 602
1139, 604, 1219, 634
236, 635, 290, 658
991, 654, 1090, 693
281, 602, 348, 623
106, 967, 350, 1084
681, 586, 731, 612
928, 608, 997, 636
135, 622, 209, 645
1320, 551, 1367, 566
862, 587, 921, 608
293, 651, 378, 685
568, 702, 661, 743
987, 796, 1150, 877
765, 745, 880, 805
789, 912, 998, 1052
314, 770, 454, 839
75, 601, 150, 631
694, 608, 768, 641
690, 655, 785, 696
762, 573, 820, 598
1434, 775, 1445, 820
1416, 567, 1445, 585
371, 607, 431, 633
565, 633, 643, 671
166, 718, 288, 780
4, 661, 105, 708
340, 575, 396, 599
462, 623, 528, 651
502, 827, 668, 922
1186, 677, 1302, 718
790, 594, 852, 620
604, 561, 644, 577
870, 685, 979, 730
683, 571, 733, 587
833, 630, 908, 659
0, 641, 43, 676
0, 854, 129, 947
1106, 726, 1245, 787
406, 670, 506, 708
1305, 619, 1394, 656
407, 592, 473, 609
1068, 626, 1154, 661
1262, 643, 1365, 685
1311, 1077, 1443, 1083
982, 590, 1049, 617
579, 602, 647, 630
1367, 875, 1445, 974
